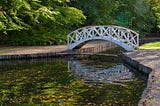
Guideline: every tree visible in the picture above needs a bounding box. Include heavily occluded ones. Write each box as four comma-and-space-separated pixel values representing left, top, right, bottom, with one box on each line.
0, 0, 86, 45
147, 0, 160, 29
114, 0, 156, 36
71, 0, 118, 25
0, 0, 85, 32
0, 0, 159, 45
72, 0, 157, 37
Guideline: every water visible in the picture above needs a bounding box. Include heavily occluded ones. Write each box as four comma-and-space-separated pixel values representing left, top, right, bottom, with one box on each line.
0, 57, 146, 106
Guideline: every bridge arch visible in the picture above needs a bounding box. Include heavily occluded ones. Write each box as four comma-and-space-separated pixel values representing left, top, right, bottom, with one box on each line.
67, 25, 139, 51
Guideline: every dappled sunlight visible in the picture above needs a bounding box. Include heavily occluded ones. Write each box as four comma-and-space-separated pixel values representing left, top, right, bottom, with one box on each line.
0, 58, 146, 105
139, 42, 160, 50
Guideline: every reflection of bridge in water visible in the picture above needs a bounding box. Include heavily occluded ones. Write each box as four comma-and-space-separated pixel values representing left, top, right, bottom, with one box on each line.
68, 60, 135, 84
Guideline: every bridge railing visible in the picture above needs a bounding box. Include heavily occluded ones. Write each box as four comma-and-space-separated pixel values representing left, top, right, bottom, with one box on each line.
67, 25, 139, 51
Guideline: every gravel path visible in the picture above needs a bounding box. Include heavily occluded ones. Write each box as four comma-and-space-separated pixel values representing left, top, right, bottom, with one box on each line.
0, 41, 112, 55
0, 45, 67, 55
124, 50, 160, 106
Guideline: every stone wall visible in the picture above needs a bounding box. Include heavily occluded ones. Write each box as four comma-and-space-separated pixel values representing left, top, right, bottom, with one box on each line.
121, 52, 160, 106
120, 53, 152, 75
73, 41, 118, 53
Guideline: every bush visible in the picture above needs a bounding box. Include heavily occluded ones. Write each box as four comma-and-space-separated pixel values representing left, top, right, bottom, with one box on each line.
7, 30, 68, 46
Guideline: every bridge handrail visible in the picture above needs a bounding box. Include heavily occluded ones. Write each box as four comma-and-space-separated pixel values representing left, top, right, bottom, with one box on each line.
68, 25, 139, 36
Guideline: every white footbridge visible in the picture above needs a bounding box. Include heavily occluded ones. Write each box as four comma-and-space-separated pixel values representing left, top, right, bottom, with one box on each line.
67, 25, 139, 51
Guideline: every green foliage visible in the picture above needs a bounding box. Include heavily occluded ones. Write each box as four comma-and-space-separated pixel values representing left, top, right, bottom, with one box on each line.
0, 0, 34, 32
147, 0, 160, 28
0, 0, 159, 45
8, 26, 68, 46
71, 0, 118, 25
115, 12, 132, 28
0, 0, 85, 45
114, 0, 156, 37
71, 0, 158, 37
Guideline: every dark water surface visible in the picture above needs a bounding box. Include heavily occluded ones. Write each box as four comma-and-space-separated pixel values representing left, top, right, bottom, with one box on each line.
0, 57, 146, 106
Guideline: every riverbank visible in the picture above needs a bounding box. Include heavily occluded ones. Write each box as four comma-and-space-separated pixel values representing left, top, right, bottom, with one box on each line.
0, 42, 160, 105
0, 41, 118, 60
122, 50, 160, 106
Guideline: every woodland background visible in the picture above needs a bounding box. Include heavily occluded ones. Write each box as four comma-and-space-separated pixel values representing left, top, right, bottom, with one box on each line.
0, 0, 160, 46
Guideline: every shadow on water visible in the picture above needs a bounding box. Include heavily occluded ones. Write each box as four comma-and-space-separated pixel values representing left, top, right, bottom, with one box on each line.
0, 48, 147, 106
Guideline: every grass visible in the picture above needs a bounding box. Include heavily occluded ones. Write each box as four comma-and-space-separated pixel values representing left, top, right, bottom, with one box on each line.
0, 52, 7, 55
139, 41, 160, 50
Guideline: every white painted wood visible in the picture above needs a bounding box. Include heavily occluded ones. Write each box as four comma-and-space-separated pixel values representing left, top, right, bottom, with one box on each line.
67, 25, 139, 51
